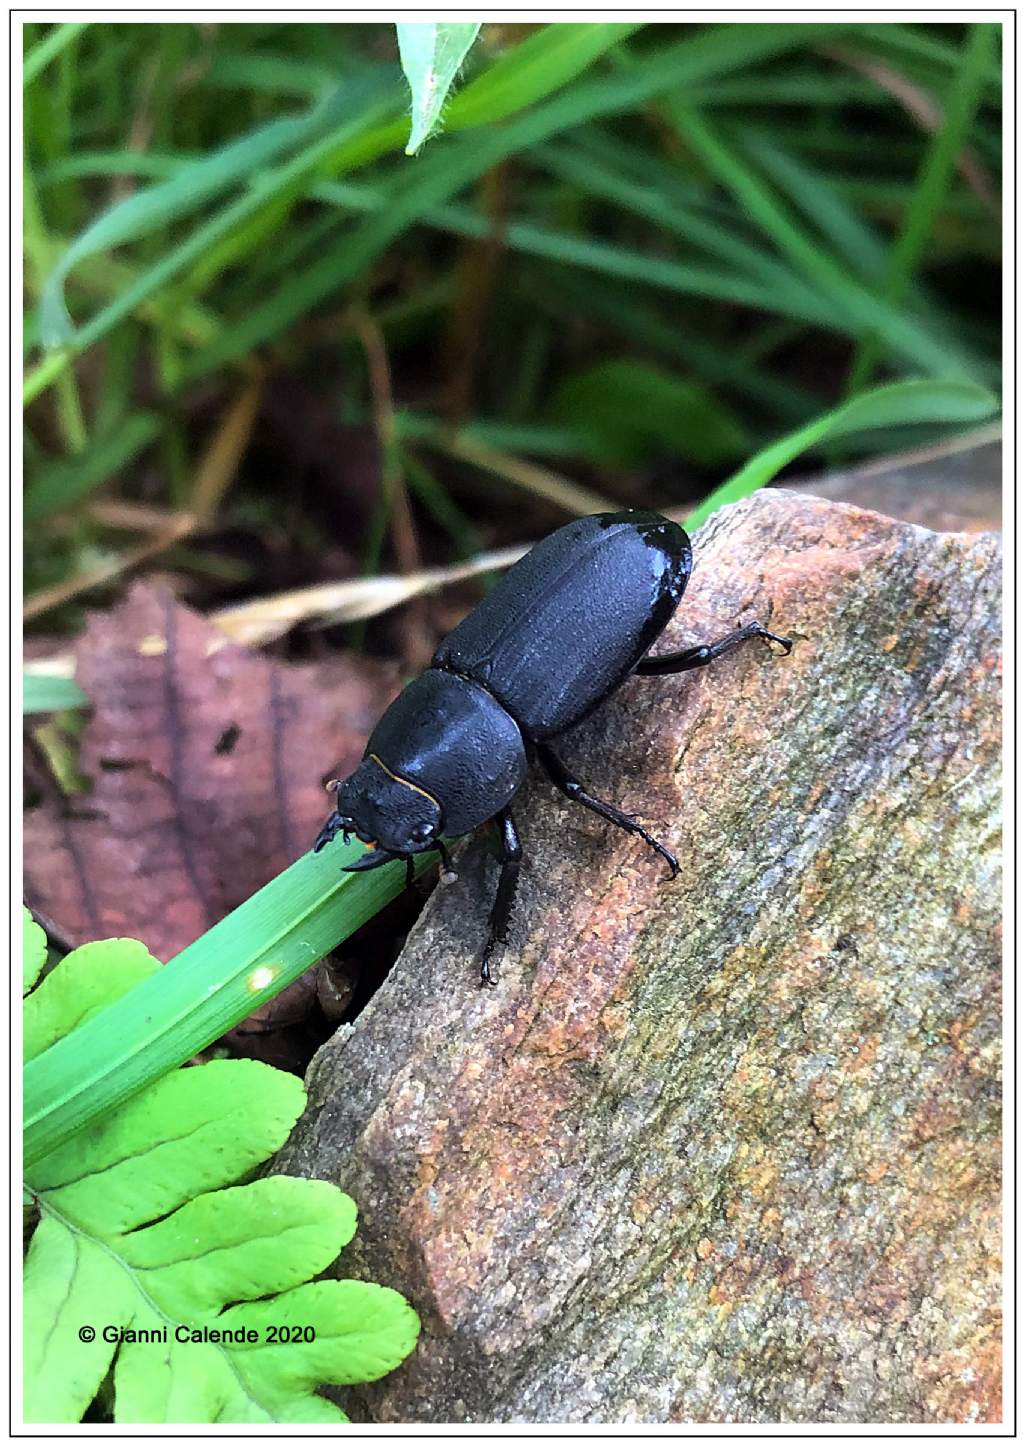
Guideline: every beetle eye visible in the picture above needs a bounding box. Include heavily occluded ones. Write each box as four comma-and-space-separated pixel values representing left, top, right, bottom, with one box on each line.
411, 822, 434, 842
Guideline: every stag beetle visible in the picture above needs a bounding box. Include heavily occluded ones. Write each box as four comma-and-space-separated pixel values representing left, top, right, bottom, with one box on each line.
314, 510, 791, 984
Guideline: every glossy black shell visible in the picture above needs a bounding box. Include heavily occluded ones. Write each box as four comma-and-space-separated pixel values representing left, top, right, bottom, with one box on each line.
366, 669, 528, 836
433, 510, 692, 739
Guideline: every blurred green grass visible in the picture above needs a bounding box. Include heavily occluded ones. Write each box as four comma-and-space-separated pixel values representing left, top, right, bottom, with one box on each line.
23, 20, 1001, 623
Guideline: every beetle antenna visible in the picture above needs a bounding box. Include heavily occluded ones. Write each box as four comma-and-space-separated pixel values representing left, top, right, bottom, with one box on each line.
436, 839, 458, 885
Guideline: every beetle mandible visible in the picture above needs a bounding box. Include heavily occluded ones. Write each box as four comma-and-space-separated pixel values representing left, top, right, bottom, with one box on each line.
313, 509, 791, 985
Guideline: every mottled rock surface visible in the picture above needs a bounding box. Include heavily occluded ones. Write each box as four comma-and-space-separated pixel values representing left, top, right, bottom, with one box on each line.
277, 491, 1002, 1425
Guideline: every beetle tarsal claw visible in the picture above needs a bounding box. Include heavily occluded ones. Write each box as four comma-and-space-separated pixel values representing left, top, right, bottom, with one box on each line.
759, 626, 794, 656
312, 815, 342, 852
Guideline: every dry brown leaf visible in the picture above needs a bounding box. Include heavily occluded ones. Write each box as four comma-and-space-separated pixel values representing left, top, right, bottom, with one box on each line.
23, 581, 396, 960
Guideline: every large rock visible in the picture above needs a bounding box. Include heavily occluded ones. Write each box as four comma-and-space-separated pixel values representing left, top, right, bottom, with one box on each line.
277, 491, 1002, 1424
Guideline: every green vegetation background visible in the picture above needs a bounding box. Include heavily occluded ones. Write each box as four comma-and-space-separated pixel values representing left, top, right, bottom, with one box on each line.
23, 20, 1001, 631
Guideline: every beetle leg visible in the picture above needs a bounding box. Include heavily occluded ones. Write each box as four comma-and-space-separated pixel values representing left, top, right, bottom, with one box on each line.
312, 812, 345, 853
481, 807, 522, 988
634, 621, 792, 676
536, 743, 679, 879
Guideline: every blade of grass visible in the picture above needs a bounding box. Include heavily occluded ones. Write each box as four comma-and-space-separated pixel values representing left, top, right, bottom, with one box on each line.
844, 23, 996, 394
23, 164, 87, 454
314, 176, 830, 325
518, 266, 820, 423
210, 544, 529, 646
820, 40, 999, 215
25, 409, 164, 522
22, 20, 87, 88
37, 150, 189, 185
38, 73, 400, 349
24, 511, 197, 621
663, 98, 982, 381
23, 672, 89, 714
432, 433, 614, 516
740, 135, 891, 282
534, 139, 833, 324
25, 21, 867, 405
23, 844, 437, 1167
401, 447, 484, 559
443, 21, 640, 131
854, 21, 1002, 104
685, 378, 999, 530
201, 47, 343, 100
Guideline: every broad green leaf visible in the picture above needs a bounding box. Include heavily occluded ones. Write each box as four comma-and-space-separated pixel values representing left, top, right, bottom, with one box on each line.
24, 939, 419, 1423
23, 908, 48, 995
547, 358, 748, 467
686, 379, 1000, 529
397, 22, 481, 154
24, 938, 161, 1060
23, 671, 89, 714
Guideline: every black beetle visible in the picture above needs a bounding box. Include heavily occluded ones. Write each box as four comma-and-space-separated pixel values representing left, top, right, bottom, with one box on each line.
314, 509, 791, 984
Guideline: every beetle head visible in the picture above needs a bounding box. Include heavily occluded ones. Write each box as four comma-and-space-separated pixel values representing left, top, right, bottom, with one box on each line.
328, 757, 442, 868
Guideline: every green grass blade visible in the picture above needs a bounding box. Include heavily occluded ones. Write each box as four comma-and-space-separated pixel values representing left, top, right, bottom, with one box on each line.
38, 75, 394, 349
740, 135, 890, 282
26, 21, 871, 405
534, 139, 832, 321
443, 21, 640, 131
23, 844, 435, 1169
314, 175, 830, 325
520, 266, 820, 422
854, 21, 1002, 103
397, 21, 482, 154
201, 46, 343, 99
845, 22, 997, 392
25, 410, 163, 522
663, 98, 982, 381
38, 150, 188, 185
685, 379, 1000, 530
23, 673, 89, 714
23, 21, 87, 88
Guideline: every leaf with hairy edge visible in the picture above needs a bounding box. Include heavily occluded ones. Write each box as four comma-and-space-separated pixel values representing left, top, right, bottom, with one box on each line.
397, 22, 481, 154
24, 931, 420, 1423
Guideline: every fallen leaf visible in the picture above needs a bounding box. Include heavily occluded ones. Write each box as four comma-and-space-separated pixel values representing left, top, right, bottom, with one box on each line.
23, 581, 396, 960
